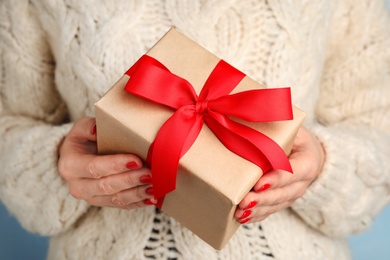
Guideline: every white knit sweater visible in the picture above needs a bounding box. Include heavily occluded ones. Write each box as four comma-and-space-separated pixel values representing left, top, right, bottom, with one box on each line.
1, 0, 390, 259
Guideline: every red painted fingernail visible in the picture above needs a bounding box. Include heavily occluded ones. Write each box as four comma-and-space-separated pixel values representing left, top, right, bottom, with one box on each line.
145, 187, 154, 196
90, 124, 97, 135
144, 198, 157, 205
256, 183, 271, 192
239, 210, 251, 220
139, 175, 152, 184
126, 161, 140, 170
239, 218, 250, 224
244, 201, 257, 210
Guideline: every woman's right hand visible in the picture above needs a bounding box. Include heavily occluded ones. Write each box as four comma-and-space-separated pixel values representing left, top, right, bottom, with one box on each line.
58, 117, 157, 209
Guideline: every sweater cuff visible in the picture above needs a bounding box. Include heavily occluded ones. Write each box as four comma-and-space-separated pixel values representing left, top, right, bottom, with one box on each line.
0, 122, 89, 236
290, 124, 389, 237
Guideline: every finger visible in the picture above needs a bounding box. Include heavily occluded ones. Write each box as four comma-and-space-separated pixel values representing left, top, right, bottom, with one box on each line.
288, 127, 325, 182
59, 117, 98, 159
83, 154, 144, 179
60, 153, 144, 180
119, 198, 158, 210
289, 151, 320, 183
67, 116, 97, 143
252, 143, 317, 192
256, 182, 305, 206
80, 168, 152, 197
87, 184, 154, 208
236, 201, 293, 224
238, 181, 307, 210
252, 169, 295, 193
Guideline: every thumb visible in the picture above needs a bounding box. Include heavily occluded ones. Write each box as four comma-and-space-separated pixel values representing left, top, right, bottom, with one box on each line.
68, 116, 97, 143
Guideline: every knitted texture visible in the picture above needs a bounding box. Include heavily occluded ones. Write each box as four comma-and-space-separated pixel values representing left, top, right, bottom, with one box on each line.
1, 0, 390, 259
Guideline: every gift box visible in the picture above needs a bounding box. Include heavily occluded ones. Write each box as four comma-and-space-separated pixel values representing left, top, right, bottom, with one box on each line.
95, 28, 305, 250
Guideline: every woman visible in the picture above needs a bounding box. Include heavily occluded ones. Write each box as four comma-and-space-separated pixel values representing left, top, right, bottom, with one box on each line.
0, 0, 389, 259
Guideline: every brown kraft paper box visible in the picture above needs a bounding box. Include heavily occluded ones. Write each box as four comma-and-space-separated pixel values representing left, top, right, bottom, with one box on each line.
95, 28, 305, 250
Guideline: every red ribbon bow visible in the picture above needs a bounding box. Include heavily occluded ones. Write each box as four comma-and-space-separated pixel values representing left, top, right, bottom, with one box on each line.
124, 55, 293, 206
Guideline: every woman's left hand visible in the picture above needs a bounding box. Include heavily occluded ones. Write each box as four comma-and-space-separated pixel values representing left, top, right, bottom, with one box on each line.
235, 127, 326, 224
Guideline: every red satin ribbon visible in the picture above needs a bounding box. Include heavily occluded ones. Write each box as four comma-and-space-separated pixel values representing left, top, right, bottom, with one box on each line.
124, 55, 293, 207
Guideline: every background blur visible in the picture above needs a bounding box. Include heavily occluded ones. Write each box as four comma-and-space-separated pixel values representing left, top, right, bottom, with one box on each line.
1, 1, 390, 260
1, 202, 390, 259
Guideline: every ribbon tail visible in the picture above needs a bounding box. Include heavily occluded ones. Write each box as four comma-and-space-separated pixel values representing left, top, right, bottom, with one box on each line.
206, 112, 292, 174
145, 142, 166, 208
150, 107, 203, 200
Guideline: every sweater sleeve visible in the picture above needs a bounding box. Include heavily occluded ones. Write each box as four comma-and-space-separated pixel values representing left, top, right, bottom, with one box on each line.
291, 0, 390, 237
0, 1, 89, 236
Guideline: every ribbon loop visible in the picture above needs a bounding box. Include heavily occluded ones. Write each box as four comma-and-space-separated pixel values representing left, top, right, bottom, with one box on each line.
125, 55, 294, 203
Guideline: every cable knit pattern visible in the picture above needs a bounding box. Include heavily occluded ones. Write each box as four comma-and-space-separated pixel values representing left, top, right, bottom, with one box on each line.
1, 0, 390, 259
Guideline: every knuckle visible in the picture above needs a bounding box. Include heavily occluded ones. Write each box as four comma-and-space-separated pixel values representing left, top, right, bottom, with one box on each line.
68, 185, 83, 200
271, 194, 281, 205
258, 215, 268, 222
136, 187, 148, 200
253, 210, 268, 222
286, 200, 295, 208
58, 157, 72, 180
97, 179, 114, 195
273, 196, 283, 205
111, 160, 125, 174
275, 190, 288, 205
111, 196, 125, 207
111, 186, 151, 208
295, 185, 307, 199
290, 172, 299, 183
267, 207, 277, 215
123, 174, 137, 187
309, 167, 320, 182
85, 158, 102, 179
303, 161, 318, 181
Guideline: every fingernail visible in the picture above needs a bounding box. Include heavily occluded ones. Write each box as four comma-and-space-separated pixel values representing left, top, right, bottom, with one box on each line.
239, 210, 251, 220
256, 183, 271, 192
239, 218, 250, 224
126, 161, 140, 170
244, 201, 257, 210
144, 198, 157, 205
139, 175, 152, 184
90, 124, 97, 135
145, 187, 154, 196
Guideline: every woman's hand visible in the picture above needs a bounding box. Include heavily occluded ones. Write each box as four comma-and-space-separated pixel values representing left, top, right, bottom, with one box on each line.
58, 117, 156, 209
235, 127, 326, 224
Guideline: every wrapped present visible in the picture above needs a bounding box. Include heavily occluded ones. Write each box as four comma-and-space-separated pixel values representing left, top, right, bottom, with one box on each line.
95, 28, 305, 250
